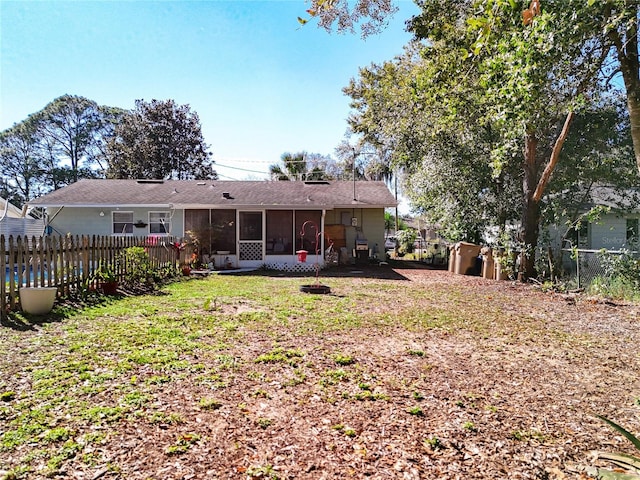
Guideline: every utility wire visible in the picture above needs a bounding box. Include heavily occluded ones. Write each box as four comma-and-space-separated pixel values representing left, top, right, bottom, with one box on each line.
215, 163, 269, 174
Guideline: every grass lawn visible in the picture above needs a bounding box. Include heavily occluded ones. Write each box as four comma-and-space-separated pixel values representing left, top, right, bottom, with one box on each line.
0, 265, 639, 479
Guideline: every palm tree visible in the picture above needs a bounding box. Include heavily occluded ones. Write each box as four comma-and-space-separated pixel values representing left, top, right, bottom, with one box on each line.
269, 152, 307, 181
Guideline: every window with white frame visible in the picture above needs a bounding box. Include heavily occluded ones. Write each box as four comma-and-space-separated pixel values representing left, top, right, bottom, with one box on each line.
113, 211, 133, 235
149, 212, 170, 235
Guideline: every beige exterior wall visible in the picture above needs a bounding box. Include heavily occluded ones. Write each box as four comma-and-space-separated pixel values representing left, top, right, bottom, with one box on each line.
324, 208, 386, 257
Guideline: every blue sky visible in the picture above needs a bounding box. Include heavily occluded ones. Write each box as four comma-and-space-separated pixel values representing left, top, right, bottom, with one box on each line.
0, 0, 418, 186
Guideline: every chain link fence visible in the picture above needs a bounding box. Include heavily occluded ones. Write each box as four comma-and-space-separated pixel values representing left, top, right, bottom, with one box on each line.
561, 248, 638, 289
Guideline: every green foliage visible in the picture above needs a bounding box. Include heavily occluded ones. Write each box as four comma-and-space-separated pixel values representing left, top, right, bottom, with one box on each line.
599, 250, 640, 290
246, 464, 279, 479
333, 353, 355, 366
199, 397, 223, 411
166, 433, 200, 455
424, 436, 442, 449
396, 229, 417, 255
93, 262, 116, 283
269, 151, 339, 181
0, 391, 16, 402
121, 246, 155, 287
0, 95, 120, 203
106, 99, 215, 180
589, 249, 640, 300
255, 348, 304, 366
407, 406, 423, 416
588, 415, 640, 479
344, 0, 636, 270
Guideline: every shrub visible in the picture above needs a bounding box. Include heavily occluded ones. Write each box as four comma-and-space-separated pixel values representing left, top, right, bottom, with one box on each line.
121, 246, 156, 287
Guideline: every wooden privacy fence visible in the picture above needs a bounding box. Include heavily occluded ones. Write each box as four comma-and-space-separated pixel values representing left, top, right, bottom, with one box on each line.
1, 234, 184, 319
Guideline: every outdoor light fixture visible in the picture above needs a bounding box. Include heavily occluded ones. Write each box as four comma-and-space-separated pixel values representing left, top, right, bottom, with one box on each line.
99, 211, 105, 217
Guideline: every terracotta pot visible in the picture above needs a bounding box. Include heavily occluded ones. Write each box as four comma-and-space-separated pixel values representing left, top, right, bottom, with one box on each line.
100, 281, 119, 295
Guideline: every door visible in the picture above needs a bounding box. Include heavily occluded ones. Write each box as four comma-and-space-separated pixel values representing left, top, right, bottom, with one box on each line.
239, 211, 263, 262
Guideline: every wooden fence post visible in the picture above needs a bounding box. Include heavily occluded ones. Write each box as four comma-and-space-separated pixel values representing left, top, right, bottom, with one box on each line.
0, 235, 5, 320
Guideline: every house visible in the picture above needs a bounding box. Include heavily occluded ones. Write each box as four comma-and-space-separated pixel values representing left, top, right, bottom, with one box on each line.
27, 179, 397, 268
552, 185, 640, 251
0, 197, 44, 237
0, 197, 23, 219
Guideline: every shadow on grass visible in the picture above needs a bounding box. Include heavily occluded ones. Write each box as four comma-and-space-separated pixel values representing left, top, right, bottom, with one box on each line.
1, 293, 118, 331
0, 284, 171, 331
222, 260, 445, 281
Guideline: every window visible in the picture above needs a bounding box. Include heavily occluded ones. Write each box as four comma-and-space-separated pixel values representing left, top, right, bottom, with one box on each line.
627, 218, 639, 246
266, 210, 293, 255
567, 221, 589, 248
112, 211, 133, 235
149, 212, 169, 234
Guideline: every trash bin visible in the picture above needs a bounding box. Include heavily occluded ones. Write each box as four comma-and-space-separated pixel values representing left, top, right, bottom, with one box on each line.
454, 242, 481, 275
480, 246, 494, 280
448, 245, 456, 272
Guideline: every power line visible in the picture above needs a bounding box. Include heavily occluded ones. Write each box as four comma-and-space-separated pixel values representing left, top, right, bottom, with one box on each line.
215, 163, 269, 174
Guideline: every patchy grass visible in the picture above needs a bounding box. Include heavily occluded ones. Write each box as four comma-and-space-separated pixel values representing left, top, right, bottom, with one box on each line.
1, 267, 639, 478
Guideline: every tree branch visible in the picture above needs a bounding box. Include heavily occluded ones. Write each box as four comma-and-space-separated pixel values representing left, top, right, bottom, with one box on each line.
532, 110, 575, 202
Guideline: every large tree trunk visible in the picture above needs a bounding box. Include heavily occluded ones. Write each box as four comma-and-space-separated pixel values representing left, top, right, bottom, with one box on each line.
608, 7, 640, 174
520, 133, 541, 280
626, 93, 640, 175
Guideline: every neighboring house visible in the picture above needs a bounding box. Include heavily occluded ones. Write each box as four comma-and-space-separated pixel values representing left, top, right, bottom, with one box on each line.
551, 185, 640, 251
27, 179, 397, 268
0, 197, 23, 219
0, 197, 44, 238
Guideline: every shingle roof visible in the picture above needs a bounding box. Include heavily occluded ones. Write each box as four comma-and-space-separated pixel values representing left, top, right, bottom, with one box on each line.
28, 179, 397, 209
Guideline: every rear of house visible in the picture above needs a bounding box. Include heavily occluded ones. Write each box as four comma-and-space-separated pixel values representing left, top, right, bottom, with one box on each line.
27, 179, 396, 269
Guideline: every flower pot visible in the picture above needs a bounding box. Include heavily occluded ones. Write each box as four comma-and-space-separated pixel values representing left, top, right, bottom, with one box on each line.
182, 267, 192, 276
100, 281, 119, 295
20, 287, 58, 315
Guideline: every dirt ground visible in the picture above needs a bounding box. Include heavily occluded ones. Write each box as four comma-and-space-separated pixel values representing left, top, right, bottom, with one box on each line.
2, 263, 640, 479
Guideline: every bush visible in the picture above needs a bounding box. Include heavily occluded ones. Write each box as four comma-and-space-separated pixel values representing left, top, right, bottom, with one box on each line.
396, 229, 417, 255
121, 247, 156, 287
590, 249, 640, 299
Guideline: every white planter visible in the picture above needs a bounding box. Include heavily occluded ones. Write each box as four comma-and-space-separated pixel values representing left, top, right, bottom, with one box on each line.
20, 287, 58, 315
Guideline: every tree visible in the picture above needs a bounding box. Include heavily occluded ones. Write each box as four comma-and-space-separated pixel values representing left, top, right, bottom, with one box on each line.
0, 95, 119, 202
269, 151, 338, 181
343, 35, 521, 243
106, 99, 216, 180
310, 0, 640, 180
540, 94, 636, 275
299, 0, 398, 37
35, 95, 117, 183
0, 118, 45, 206
343, 0, 637, 280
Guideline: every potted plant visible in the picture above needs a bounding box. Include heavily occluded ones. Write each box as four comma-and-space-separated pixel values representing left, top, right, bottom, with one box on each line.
94, 263, 118, 295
